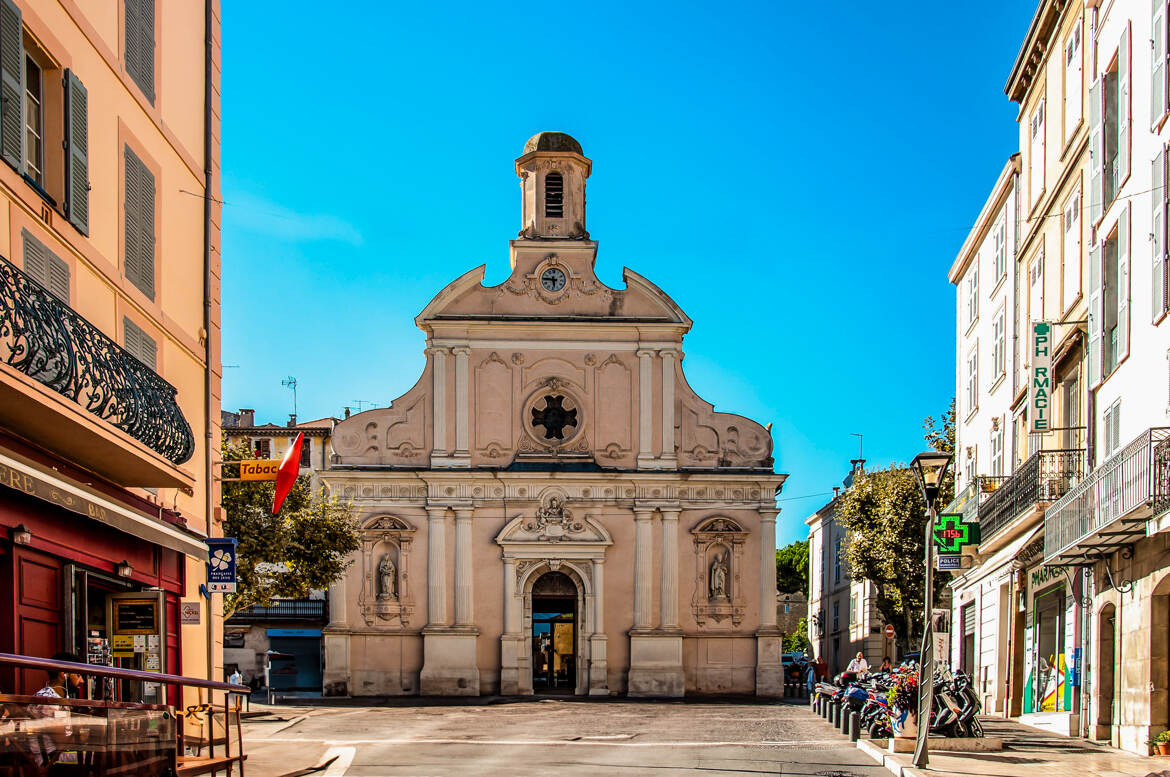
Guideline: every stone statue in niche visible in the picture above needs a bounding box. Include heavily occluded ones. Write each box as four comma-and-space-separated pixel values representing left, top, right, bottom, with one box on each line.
377, 553, 398, 600
709, 551, 729, 600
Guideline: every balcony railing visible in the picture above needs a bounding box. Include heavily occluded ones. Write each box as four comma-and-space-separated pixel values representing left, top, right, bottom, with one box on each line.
1045, 428, 1170, 563
943, 476, 1004, 523
1153, 436, 1170, 516
0, 255, 194, 464
227, 598, 327, 623
978, 449, 1086, 542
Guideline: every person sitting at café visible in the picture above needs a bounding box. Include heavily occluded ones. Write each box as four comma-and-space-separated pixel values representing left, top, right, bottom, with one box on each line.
878, 656, 893, 673
846, 651, 870, 677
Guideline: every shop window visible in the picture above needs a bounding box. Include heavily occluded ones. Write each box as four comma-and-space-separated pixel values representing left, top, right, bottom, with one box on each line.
1034, 587, 1067, 712
300, 437, 312, 467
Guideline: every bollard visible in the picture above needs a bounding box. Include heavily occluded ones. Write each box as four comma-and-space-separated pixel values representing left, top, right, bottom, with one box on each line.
832, 702, 841, 728
823, 699, 831, 720
839, 705, 850, 734
848, 711, 860, 742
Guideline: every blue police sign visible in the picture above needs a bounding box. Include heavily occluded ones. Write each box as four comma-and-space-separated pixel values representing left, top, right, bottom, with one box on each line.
206, 538, 238, 593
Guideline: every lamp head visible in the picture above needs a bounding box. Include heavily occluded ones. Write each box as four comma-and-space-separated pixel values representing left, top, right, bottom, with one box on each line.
911, 451, 953, 504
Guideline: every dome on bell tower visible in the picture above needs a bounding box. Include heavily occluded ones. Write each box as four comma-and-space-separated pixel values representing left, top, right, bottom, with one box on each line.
523, 131, 584, 156
516, 131, 591, 241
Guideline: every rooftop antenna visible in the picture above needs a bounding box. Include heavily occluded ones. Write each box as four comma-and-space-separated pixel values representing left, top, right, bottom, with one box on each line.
352, 399, 377, 412
850, 433, 863, 461
282, 376, 298, 418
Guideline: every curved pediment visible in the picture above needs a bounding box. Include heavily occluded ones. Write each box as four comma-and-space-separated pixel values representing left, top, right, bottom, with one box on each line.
496, 499, 613, 545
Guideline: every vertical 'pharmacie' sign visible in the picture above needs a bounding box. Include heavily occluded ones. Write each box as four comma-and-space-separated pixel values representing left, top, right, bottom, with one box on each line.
1030, 322, 1052, 433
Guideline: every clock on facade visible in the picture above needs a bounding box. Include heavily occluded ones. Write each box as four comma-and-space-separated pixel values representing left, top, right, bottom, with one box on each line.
541, 267, 566, 292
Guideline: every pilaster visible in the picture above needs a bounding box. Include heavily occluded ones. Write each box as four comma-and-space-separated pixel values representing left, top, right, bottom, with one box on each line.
660, 349, 678, 466
755, 506, 783, 698
453, 506, 474, 626
588, 558, 609, 695
451, 346, 472, 464
633, 507, 654, 628
660, 506, 680, 629
636, 348, 656, 468
629, 505, 684, 697
428, 347, 449, 465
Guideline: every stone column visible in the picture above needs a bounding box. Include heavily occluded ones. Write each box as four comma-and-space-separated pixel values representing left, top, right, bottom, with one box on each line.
636, 349, 655, 467
660, 349, 678, 464
426, 505, 448, 626
592, 558, 606, 634
452, 346, 471, 461
589, 558, 609, 695
633, 507, 654, 628
500, 557, 523, 695
326, 575, 347, 628
755, 506, 783, 697
659, 507, 680, 629
453, 506, 474, 626
428, 347, 449, 463
503, 558, 518, 633
322, 572, 350, 696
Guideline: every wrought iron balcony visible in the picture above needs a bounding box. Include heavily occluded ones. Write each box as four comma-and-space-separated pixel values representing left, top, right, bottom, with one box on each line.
227, 598, 327, 623
0, 255, 194, 464
1045, 428, 1170, 564
978, 449, 1085, 542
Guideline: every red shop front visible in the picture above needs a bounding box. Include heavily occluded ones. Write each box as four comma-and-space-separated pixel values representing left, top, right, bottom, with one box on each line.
0, 435, 205, 701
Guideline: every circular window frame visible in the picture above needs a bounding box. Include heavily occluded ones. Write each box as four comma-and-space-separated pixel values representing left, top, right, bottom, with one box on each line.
524, 386, 584, 448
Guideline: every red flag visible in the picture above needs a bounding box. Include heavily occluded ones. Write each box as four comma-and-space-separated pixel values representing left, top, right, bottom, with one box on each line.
272, 432, 304, 514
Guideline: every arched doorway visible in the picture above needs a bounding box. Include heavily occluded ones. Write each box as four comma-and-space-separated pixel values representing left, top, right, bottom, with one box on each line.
531, 571, 577, 694
1097, 603, 1116, 742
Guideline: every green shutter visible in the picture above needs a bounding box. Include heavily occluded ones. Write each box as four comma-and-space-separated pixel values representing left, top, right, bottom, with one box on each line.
124, 0, 154, 104
1090, 78, 1103, 224
63, 69, 89, 235
1088, 240, 1102, 387
0, 0, 22, 170
124, 144, 155, 300
1154, 148, 1166, 321
1118, 24, 1131, 190
1155, 0, 1167, 126
1118, 204, 1130, 362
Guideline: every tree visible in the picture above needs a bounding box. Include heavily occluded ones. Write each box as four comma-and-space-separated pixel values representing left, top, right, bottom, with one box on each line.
834, 402, 955, 653
220, 435, 360, 619
776, 539, 809, 594
783, 617, 810, 653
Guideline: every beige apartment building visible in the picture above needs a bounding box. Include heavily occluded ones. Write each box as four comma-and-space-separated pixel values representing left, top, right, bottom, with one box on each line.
320, 133, 787, 698
0, 0, 223, 702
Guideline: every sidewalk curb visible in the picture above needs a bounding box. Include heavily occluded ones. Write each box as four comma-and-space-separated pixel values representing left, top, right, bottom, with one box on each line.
856, 739, 929, 777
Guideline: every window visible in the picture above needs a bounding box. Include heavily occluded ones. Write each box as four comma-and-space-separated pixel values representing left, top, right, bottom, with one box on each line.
1030, 99, 1045, 206
832, 601, 840, 632
850, 594, 857, 627
833, 537, 842, 584
21, 228, 68, 302
1063, 190, 1081, 311
963, 449, 976, 488
1092, 31, 1130, 219
991, 421, 1004, 476
544, 172, 563, 218
992, 308, 1006, 380
300, 437, 312, 467
253, 438, 271, 459
1103, 400, 1121, 457
965, 267, 979, 328
124, 0, 155, 104
1092, 211, 1130, 381
966, 348, 978, 415
1154, 1, 1169, 127
993, 216, 1007, 283
0, 3, 88, 233
124, 144, 156, 300
1064, 22, 1082, 142
122, 317, 156, 371
1029, 253, 1044, 324
23, 54, 40, 184
1062, 371, 1082, 450
784, 603, 790, 614
1154, 148, 1168, 321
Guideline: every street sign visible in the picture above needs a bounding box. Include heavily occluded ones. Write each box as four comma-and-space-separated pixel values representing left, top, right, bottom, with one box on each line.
206, 538, 238, 593
239, 460, 280, 481
884, 624, 896, 639
1030, 321, 1053, 433
937, 554, 963, 570
932, 512, 980, 553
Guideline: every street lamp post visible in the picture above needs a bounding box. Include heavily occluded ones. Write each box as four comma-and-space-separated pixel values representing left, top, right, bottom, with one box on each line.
909, 450, 953, 769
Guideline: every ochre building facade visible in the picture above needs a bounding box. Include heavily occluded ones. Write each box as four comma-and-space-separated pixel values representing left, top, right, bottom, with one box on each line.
320, 133, 786, 697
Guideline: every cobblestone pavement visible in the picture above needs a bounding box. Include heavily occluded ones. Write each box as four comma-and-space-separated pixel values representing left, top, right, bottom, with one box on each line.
241, 697, 888, 777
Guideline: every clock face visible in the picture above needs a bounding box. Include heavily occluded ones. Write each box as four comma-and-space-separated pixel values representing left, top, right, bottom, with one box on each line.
541, 267, 566, 292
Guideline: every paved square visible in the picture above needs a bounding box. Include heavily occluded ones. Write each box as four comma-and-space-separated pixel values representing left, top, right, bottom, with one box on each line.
242, 698, 888, 777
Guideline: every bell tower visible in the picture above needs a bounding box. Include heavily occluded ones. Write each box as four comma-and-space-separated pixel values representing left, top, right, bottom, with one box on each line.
517, 132, 591, 240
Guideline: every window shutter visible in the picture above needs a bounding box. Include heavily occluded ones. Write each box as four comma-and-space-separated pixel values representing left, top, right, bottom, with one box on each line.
47, 252, 68, 301
0, 0, 23, 170
123, 317, 157, 371
1090, 78, 1103, 224
1155, 148, 1167, 321
124, 0, 155, 104
1118, 204, 1130, 361
21, 228, 69, 303
1119, 24, 1132, 188
124, 145, 156, 300
1089, 239, 1102, 387
1155, 0, 1168, 125
63, 69, 89, 236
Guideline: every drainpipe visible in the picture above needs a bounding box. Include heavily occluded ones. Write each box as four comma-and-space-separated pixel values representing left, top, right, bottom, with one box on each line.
202, 0, 216, 692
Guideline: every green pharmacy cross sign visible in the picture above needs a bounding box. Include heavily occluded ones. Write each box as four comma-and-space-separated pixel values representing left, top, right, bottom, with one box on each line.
932, 513, 980, 553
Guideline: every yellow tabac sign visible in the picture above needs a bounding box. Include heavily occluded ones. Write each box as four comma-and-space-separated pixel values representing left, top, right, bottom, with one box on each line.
239, 460, 280, 481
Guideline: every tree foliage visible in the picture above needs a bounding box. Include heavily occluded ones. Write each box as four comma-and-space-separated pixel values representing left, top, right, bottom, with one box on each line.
220, 435, 359, 619
776, 539, 810, 594
783, 617, 810, 653
835, 402, 956, 651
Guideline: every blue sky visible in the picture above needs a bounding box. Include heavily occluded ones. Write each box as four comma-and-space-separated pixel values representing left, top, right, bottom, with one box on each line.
220, 1, 1033, 547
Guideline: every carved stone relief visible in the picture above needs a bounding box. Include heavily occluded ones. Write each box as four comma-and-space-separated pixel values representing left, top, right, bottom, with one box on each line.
357, 516, 416, 627
690, 517, 748, 627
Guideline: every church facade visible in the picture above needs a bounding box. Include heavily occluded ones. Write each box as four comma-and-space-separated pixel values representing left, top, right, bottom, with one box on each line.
319, 133, 787, 697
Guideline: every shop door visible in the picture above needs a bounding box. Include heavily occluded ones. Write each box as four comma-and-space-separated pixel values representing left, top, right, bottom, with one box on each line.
1034, 587, 1065, 712
531, 572, 577, 694
960, 602, 976, 677
267, 636, 322, 691
11, 547, 63, 693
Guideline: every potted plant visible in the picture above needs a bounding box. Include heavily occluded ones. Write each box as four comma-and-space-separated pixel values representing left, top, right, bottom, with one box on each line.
887, 671, 920, 739
1149, 730, 1170, 755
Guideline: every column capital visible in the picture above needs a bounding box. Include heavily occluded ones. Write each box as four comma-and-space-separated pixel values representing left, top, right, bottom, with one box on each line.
425, 346, 451, 357
425, 504, 450, 520
451, 345, 473, 356
635, 348, 657, 359
758, 508, 780, 523
633, 507, 655, 521
659, 505, 682, 520
658, 348, 681, 359
453, 506, 474, 521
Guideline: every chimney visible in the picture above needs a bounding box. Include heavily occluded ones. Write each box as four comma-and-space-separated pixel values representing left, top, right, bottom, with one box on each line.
240, 408, 255, 427
833, 486, 840, 498
344, 406, 351, 419
850, 458, 866, 475
288, 413, 297, 427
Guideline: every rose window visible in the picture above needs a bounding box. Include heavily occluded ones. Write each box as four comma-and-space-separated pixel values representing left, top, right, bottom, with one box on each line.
531, 395, 578, 440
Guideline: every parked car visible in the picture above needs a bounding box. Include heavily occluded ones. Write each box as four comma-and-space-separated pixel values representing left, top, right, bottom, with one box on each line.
781, 651, 809, 682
